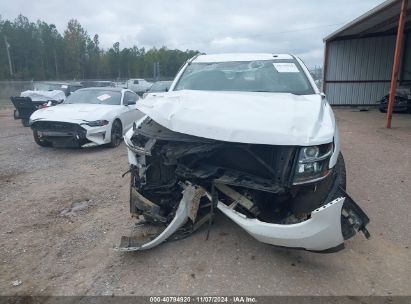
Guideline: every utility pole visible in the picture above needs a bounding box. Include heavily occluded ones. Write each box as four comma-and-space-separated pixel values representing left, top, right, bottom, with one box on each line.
4, 36, 13, 78
153, 62, 161, 80
386, 0, 408, 128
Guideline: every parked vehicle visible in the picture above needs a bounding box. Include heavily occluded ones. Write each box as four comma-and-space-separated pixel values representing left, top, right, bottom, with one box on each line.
126, 78, 152, 95
11, 90, 66, 127
378, 86, 411, 113
34, 81, 83, 96
119, 53, 370, 253
80, 80, 116, 88
30, 87, 144, 148
142, 80, 172, 98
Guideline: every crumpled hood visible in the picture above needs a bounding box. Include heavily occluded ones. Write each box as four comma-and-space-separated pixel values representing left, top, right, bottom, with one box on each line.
137, 90, 335, 146
30, 103, 118, 123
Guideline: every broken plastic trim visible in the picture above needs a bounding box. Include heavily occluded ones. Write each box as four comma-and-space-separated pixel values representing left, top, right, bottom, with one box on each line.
124, 135, 156, 156
217, 197, 345, 251
115, 184, 200, 251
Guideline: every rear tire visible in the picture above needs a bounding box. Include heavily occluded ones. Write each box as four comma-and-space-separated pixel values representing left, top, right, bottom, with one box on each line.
22, 119, 30, 127
33, 131, 52, 147
108, 120, 123, 148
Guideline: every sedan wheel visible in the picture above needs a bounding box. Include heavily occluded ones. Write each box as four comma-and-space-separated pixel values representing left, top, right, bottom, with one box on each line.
109, 120, 123, 148
33, 131, 52, 147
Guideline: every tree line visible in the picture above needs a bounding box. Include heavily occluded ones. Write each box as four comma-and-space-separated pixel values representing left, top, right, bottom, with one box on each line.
0, 15, 200, 81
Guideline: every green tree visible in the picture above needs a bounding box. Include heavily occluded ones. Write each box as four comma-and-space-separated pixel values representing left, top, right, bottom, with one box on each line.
0, 15, 200, 81
63, 19, 87, 79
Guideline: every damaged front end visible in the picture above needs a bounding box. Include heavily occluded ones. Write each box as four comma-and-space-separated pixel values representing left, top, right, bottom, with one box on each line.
117, 117, 370, 253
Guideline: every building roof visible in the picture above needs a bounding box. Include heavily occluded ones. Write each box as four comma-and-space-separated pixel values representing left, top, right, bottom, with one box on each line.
193, 53, 293, 63
324, 0, 411, 41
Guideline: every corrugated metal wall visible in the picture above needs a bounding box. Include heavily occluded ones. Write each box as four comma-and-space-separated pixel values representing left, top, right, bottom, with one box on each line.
325, 35, 396, 105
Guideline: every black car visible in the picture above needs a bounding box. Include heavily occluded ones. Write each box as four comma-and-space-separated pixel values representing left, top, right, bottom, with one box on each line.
11, 82, 82, 126
142, 81, 172, 98
378, 86, 411, 113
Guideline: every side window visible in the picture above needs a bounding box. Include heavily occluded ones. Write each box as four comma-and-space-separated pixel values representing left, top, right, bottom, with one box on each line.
124, 92, 138, 105
133, 80, 139, 84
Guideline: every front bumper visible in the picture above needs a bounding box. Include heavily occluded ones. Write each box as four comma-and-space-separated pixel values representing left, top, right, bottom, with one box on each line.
117, 184, 370, 252
31, 120, 110, 147
218, 197, 345, 252
83, 125, 110, 147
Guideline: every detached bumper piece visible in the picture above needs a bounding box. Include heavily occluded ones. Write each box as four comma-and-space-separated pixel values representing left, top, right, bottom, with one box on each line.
31, 121, 89, 147
217, 197, 345, 252
115, 183, 205, 251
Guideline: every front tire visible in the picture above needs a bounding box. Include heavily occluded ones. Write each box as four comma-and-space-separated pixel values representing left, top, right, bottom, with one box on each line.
108, 120, 123, 148
336, 152, 347, 190
33, 131, 52, 147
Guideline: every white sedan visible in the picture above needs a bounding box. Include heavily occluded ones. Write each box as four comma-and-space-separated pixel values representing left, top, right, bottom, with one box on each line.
29, 87, 144, 148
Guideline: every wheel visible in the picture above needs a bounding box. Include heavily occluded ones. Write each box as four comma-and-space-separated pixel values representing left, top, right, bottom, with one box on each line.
21, 119, 30, 127
33, 130, 52, 147
108, 120, 123, 148
379, 107, 387, 113
13, 109, 20, 119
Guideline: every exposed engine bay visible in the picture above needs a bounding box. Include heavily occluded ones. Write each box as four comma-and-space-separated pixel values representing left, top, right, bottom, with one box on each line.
116, 117, 370, 253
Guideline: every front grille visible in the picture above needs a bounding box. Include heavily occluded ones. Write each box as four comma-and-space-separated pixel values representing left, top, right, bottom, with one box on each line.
31, 121, 86, 133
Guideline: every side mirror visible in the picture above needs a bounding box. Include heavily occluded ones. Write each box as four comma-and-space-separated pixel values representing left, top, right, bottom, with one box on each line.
125, 100, 136, 106
320, 92, 326, 99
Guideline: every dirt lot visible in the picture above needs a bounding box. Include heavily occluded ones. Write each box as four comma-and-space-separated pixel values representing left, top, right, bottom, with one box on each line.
0, 107, 410, 296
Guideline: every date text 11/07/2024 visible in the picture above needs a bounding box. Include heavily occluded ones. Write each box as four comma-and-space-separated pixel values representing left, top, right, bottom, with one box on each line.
149, 296, 257, 303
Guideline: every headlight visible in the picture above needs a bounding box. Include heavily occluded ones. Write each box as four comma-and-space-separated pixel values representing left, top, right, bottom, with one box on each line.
293, 143, 333, 185
85, 120, 109, 127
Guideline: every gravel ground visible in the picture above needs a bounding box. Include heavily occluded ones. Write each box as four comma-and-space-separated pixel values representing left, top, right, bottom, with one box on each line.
0, 107, 410, 296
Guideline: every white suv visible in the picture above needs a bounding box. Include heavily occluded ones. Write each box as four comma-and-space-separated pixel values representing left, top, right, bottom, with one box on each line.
119, 53, 370, 253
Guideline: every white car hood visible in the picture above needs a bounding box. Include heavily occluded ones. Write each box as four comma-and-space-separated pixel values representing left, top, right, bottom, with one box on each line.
30, 103, 118, 123
137, 90, 335, 146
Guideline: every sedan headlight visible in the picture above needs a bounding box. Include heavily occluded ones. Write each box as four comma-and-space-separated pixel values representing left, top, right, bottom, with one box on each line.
85, 120, 109, 127
293, 143, 333, 185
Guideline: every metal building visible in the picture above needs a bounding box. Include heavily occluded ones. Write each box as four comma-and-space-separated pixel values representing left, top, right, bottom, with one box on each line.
323, 0, 411, 106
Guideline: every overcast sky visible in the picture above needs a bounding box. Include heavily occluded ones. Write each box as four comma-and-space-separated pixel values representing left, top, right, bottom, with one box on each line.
1, 0, 385, 67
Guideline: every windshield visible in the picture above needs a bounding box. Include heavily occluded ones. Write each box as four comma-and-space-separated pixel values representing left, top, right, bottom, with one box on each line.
174, 59, 314, 95
65, 89, 121, 105
149, 81, 172, 92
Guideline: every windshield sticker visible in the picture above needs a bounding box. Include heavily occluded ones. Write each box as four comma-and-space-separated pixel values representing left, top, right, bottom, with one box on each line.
61, 85, 68, 89
273, 63, 299, 73
97, 94, 112, 101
